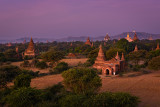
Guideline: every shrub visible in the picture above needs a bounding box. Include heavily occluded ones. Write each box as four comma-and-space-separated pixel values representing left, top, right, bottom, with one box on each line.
20, 60, 30, 67
5, 87, 42, 107
62, 68, 102, 94
148, 56, 160, 70
53, 62, 69, 73
59, 94, 87, 107
91, 92, 139, 107
36, 61, 48, 69
14, 74, 31, 88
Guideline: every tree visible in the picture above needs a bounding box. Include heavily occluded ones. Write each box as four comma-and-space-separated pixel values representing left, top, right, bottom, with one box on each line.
14, 74, 31, 88
116, 39, 134, 53
5, 87, 42, 107
105, 48, 125, 60
4, 49, 17, 61
62, 68, 102, 94
91, 92, 139, 107
41, 51, 64, 62
36, 61, 48, 69
53, 62, 69, 73
148, 56, 160, 70
128, 50, 147, 65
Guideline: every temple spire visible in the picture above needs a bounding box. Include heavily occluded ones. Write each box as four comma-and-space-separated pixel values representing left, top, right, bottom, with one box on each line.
85, 37, 92, 46
156, 43, 159, 50
96, 44, 105, 61
115, 52, 120, 60
133, 32, 139, 41
121, 53, 125, 61
134, 45, 138, 52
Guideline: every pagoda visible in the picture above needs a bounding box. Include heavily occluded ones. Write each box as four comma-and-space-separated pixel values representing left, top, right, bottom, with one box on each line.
134, 45, 138, 52
125, 33, 133, 42
24, 37, 36, 57
104, 33, 110, 42
94, 45, 105, 63
85, 37, 92, 46
133, 32, 139, 41
148, 36, 153, 40
156, 43, 159, 50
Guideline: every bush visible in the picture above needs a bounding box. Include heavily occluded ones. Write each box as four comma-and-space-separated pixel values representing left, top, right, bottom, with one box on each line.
59, 94, 87, 107
53, 62, 69, 73
36, 61, 48, 69
20, 60, 30, 67
14, 74, 31, 88
148, 56, 160, 70
62, 68, 102, 94
91, 92, 139, 107
5, 87, 42, 107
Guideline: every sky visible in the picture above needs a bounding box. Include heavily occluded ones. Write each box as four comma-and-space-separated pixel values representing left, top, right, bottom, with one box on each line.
0, 0, 160, 39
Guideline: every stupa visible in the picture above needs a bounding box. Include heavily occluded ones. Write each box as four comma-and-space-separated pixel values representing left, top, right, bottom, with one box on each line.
85, 37, 92, 46
133, 32, 139, 41
134, 45, 138, 52
125, 33, 133, 42
156, 43, 159, 50
24, 37, 36, 57
104, 33, 110, 42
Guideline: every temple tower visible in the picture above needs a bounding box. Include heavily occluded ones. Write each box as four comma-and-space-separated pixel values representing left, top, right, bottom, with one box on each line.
134, 45, 138, 52
156, 43, 159, 50
24, 37, 35, 57
121, 53, 125, 61
95, 45, 105, 62
85, 37, 92, 46
133, 32, 139, 41
115, 52, 120, 60
104, 33, 110, 42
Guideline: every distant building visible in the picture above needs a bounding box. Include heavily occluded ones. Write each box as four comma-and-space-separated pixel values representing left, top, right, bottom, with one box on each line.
23, 39, 26, 44
134, 45, 138, 52
104, 33, 110, 42
148, 36, 153, 40
156, 43, 159, 50
133, 32, 139, 41
6, 42, 12, 47
125, 33, 133, 42
93, 45, 125, 75
24, 37, 36, 57
85, 37, 92, 46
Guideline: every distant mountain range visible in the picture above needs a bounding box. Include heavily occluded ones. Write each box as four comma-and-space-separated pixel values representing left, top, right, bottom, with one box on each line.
0, 32, 160, 43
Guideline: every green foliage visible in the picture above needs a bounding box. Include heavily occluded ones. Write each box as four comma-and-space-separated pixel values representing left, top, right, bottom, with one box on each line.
0, 65, 21, 82
91, 92, 139, 107
14, 74, 31, 88
20, 60, 30, 67
88, 48, 99, 59
0, 53, 6, 62
31, 58, 39, 67
36, 61, 48, 69
41, 50, 64, 62
4, 49, 17, 61
62, 68, 102, 94
105, 48, 125, 60
148, 56, 160, 70
59, 94, 87, 107
116, 39, 134, 53
53, 62, 69, 73
146, 49, 160, 60
5, 87, 42, 107
128, 50, 147, 65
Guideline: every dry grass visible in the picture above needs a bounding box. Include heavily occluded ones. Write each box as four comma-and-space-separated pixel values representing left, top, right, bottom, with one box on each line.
11, 58, 88, 73
60, 58, 88, 66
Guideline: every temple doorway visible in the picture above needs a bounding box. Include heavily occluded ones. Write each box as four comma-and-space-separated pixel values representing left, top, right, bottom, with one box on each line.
106, 69, 110, 75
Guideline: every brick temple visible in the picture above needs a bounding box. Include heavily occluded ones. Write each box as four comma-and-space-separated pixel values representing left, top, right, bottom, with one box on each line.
93, 45, 125, 75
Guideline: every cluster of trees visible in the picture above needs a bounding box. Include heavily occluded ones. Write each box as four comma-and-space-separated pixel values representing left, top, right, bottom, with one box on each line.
0, 67, 139, 107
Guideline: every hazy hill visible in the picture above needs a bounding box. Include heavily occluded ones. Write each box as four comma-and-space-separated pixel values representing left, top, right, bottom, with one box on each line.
1, 32, 160, 43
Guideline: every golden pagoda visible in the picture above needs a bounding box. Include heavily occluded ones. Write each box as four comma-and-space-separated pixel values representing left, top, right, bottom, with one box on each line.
24, 37, 35, 57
